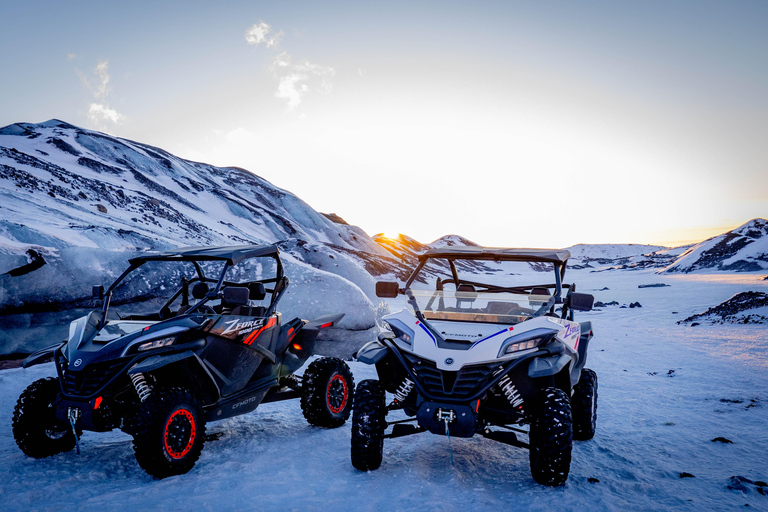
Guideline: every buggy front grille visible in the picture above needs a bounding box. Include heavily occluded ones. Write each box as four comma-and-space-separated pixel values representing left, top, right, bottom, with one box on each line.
404, 354, 499, 400
60, 358, 130, 397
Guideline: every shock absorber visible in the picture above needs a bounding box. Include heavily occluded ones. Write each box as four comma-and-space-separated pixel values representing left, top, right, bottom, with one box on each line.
393, 377, 415, 403
497, 374, 524, 411
130, 373, 152, 402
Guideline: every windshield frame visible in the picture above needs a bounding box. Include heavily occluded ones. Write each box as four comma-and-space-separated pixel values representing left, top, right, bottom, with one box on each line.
402, 255, 567, 328
99, 251, 285, 327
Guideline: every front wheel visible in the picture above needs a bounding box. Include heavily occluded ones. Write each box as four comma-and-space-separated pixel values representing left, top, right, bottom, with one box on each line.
128, 387, 206, 479
13, 377, 78, 458
301, 357, 354, 428
351, 379, 386, 471
529, 387, 573, 486
572, 368, 598, 441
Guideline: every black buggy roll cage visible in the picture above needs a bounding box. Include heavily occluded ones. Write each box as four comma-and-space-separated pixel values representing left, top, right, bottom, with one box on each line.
98, 245, 286, 327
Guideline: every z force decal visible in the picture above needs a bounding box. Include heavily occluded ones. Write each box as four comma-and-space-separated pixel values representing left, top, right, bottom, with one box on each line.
563, 323, 580, 339
210, 316, 276, 343
222, 318, 263, 336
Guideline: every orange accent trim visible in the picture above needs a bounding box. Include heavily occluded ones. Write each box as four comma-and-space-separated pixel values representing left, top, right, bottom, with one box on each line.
244, 316, 277, 345
319, 322, 333, 329
94, 396, 103, 410
326, 374, 349, 414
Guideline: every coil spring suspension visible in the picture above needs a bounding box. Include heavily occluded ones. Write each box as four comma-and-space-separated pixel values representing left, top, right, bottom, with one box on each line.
393, 377, 415, 403
130, 372, 152, 402
497, 374, 524, 411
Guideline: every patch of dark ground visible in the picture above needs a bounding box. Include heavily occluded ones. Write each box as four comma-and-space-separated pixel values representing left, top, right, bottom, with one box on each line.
0, 352, 29, 370
679, 291, 768, 325
727, 476, 768, 495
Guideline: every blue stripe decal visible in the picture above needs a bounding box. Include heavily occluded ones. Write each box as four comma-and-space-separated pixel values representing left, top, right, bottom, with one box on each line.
470, 328, 510, 349
417, 321, 437, 345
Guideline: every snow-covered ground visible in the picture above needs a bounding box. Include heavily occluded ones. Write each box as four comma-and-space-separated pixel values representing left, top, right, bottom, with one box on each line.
2, 268, 767, 511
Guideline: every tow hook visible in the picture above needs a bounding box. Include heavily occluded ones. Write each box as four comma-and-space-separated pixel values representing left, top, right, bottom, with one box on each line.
67, 407, 81, 455
436, 408, 456, 466
436, 408, 456, 423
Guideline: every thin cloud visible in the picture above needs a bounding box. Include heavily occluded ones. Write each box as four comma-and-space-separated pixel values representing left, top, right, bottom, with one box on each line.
245, 21, 283, 48
245, 20, 334, 110
88, 103, 124, 124
76, 60, 125, 129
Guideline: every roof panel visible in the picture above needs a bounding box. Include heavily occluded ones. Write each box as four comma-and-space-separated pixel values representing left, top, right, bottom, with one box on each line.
419, 247, 571, 264
129, 244, 280, 266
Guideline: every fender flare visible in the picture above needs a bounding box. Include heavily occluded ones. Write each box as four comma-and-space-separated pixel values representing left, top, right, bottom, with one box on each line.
127, 349, 221, 399
355, 338, 391, 365
22, 342, 64, 369
528, 353, 572, 378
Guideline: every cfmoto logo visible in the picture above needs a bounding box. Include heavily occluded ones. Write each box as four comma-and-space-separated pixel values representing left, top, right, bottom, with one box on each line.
444, 358, 454, 366
73, 359, 82, 367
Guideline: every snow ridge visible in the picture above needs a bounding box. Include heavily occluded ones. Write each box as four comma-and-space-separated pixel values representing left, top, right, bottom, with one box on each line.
0, 120, 391, 354
661, 219, 768, 273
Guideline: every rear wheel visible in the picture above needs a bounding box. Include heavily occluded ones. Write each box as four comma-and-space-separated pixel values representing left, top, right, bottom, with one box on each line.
301, 357, 354, 428
572, 368, 598, 441
351, 379, 386, 471
529, 387, 572, 486
128, 387, 206, 479
12, 377, 78, 458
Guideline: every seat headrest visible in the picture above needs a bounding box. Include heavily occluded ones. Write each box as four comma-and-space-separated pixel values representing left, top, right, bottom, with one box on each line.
192, 282, 210, 299
249, 282, 266, 301
456, 283, 477, 301
222, 286, 249, 307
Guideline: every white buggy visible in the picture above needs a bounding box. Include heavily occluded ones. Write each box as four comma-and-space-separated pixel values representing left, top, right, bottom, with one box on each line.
352, 247, 597, 486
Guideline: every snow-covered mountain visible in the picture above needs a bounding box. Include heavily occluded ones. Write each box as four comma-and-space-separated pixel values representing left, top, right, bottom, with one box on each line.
0, 120, 395, 354
372, 233, 496, 280
429, 234, 481, 248
564, 243, 668, 261
661, 219, 768, 273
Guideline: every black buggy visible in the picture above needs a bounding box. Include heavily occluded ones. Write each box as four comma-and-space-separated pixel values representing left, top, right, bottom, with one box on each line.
13, 245, 354, 478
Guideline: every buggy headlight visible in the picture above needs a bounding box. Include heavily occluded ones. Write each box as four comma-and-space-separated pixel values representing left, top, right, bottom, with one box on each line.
497, 329, 557, 357
503, 338, 542, 354
137, 336, 175, 352
385, 320, 414, 348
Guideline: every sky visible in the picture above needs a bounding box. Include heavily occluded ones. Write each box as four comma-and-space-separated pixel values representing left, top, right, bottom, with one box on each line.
1, 0, 766, 248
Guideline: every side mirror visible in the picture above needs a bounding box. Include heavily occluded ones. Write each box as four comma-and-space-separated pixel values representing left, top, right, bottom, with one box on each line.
92, 285, 104, 300
376, 281, 400, 298
569, 292, 594, 312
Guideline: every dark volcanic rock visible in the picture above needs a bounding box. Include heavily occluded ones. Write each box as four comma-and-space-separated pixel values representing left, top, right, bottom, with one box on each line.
679, 291, 768, 325
728, 476, 768, 495
638, 283, 670, 288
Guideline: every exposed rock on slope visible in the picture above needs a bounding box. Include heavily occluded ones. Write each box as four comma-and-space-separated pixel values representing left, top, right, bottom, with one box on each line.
662, 219, 768, 273
678, 291, 768, 325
